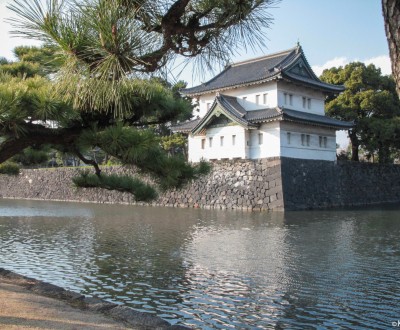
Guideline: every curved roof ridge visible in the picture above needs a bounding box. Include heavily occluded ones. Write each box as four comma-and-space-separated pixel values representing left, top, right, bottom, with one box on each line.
231, 46, 298, 67
218, 94, 247, 117
182, 45, 344, 96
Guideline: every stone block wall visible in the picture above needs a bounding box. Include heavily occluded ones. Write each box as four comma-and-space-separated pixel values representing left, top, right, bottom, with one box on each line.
280, 158, 400, 210
158, 158, 283, 210
2, 158, 400, 211
0, 158, 284, 211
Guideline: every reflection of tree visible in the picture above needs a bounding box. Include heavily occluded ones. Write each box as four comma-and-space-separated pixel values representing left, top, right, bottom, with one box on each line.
85, 205, 213, 310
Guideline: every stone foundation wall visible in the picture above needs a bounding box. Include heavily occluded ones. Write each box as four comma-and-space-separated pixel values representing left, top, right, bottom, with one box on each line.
281, 158, 400, 210
0, 158, 284, 211
1, 158, 400, 211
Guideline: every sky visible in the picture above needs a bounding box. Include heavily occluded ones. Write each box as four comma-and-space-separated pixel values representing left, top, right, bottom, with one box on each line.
0, 0, 390, 83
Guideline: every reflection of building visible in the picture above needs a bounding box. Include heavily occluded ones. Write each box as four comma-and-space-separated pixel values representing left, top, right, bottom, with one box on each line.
173, 45, 352, 162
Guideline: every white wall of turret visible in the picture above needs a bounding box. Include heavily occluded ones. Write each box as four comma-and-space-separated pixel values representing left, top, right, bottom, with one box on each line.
188, 80, 338, 163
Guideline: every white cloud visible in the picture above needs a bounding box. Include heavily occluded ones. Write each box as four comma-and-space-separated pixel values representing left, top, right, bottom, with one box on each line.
312, 57, 349, 76
312, 55, 392, 77
364, 55, 392, 75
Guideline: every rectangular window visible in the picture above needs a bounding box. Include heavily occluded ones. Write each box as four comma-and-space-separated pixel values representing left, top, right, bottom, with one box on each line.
201, 139, 206, 149
289, 94, 293, 106
284, 93, 288, 104
263, 93, 268, 104
256, 94, 260, 104
209, 137, 213, 148
220, 136, 224, 146
232, 135, 236, 146
258, 132, 263, 145
302, 97, 307, 108
207, 103, 211, 111
307, 98, 311, 109
287, 132, 291, 145
301, 134, 310, 146
319, 136, 328, 148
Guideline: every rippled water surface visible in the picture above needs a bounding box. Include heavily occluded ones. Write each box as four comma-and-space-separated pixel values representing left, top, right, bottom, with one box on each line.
1, 199, 400, 329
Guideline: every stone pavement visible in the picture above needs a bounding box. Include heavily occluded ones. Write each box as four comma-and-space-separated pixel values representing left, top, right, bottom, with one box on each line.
0, 268, 189, 330
0, 281, 131, 330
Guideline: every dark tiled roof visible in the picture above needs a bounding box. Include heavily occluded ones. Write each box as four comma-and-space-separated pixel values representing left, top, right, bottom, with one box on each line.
170, 118, 201, 133
182, 45, 344, 95
245, 108, 282, 121
282, 72, 344, 93
218, 94, 247, 117
282, 108, 354, 129
191, 94, 257, 134
172, 94, 353, 135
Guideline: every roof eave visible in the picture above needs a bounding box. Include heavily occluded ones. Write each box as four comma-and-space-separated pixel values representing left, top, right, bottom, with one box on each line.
182, 74, 281, 97
283, 117, 353, 130
281, 72, 345, 93
191, 97, 259, 134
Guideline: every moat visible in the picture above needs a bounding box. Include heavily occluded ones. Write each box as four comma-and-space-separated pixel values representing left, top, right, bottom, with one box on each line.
0, 199, 399, 329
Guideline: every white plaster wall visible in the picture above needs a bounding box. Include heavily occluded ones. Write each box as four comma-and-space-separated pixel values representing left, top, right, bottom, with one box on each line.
280, 125, 337, 161
188, 125, 247, 162
197, 93, 216, 117
222, 83, 278, 109
196, 82, 279, 117
277, 81, 326, 115
248, 122, 281, 159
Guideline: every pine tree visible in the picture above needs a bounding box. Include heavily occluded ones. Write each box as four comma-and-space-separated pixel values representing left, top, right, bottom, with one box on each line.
1, 0, 279, 200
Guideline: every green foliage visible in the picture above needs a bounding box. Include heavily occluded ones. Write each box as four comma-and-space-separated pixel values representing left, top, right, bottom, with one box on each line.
0, 46, 62, 78
78, 124, 210, 190
73, 170, 157, 201
0, 161, 20, 175
0, 61, 40, 78
13, 147, 49, 166
320, 62, 400, 163
160, 134, 187, 155
0, 72, 76, 137
0, 0, 271, 198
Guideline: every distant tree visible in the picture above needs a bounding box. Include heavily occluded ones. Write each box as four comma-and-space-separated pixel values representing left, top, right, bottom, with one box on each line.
0, 0, 279, 200
320, 62, 400, 163
382, 0, 400, 95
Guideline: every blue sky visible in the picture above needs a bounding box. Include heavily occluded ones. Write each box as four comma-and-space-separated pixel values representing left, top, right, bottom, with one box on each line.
0, 0, 390, 87
176, 0, 390, 86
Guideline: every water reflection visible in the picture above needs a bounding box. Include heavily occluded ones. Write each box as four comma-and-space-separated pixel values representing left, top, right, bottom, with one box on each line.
0, 199, 400, 329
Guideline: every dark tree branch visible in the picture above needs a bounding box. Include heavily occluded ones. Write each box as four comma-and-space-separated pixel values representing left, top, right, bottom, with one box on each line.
73, 147, 102, 177
0, 124, 83, 164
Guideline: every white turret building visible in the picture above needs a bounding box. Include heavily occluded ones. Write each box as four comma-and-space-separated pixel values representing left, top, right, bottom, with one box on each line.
173, 45, 352, 162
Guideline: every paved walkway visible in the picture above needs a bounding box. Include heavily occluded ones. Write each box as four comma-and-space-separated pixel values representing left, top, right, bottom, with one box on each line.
0, 281, 131, 330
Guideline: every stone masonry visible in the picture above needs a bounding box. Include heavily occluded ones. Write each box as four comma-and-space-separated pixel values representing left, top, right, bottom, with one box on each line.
1, 157, 400, 211
0, 158, 284, 211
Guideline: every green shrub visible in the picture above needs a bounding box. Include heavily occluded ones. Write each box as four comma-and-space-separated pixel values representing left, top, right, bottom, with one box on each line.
0, 162, 20, 175
73, 171, 157, 201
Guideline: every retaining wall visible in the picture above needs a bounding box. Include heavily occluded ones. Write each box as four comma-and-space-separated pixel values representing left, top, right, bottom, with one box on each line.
281, 158, 400, 210
0, 158, 284, 211
1, 158, 400, 211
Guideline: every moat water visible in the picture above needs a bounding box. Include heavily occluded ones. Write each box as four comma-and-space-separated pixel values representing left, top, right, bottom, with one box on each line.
0, 199, 399, 329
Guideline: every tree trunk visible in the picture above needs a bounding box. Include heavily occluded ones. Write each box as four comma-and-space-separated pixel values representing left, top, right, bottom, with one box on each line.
382, 0, 400, 95
349, 130, 360, 161
378, 142, 391, 163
